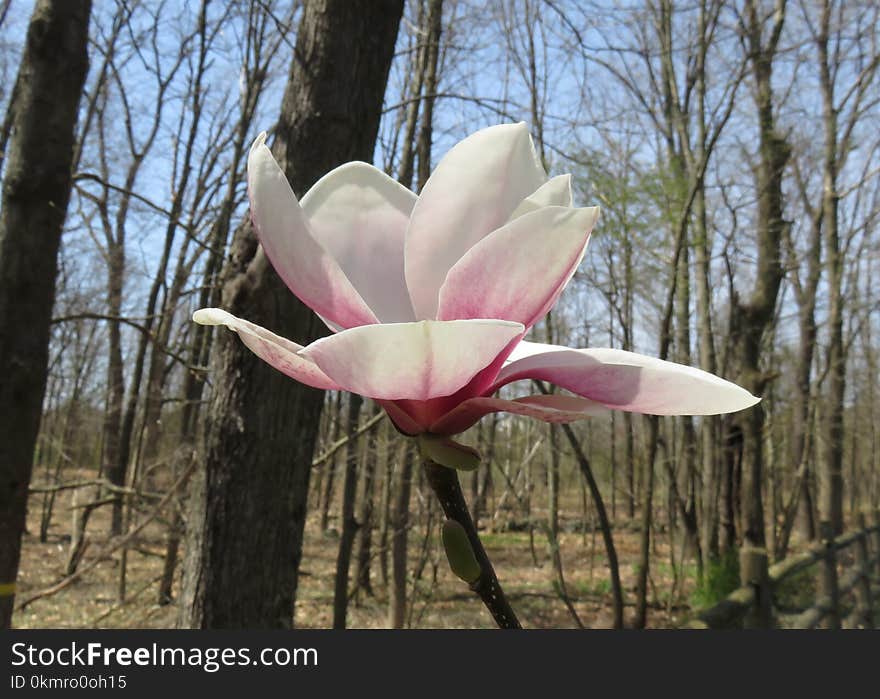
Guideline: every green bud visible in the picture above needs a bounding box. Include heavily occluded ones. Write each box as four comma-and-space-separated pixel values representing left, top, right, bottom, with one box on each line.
442, 520, 481, 584
417, 434, 480, 471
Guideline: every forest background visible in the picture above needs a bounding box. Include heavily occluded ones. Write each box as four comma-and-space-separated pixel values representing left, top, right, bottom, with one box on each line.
0, 0, 878, 629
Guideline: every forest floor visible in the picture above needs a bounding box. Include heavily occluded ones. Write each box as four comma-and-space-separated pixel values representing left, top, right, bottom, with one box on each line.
11, 477, 799, 629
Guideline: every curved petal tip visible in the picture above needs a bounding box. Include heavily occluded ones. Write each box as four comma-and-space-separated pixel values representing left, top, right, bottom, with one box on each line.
249, 131, 268, 155
193, 307, 234, 326
495, 342, 763, 416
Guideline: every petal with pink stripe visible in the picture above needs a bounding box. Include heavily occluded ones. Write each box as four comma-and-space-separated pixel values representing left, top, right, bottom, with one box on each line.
404, 122, 546, 319
247, 133, 378, 330
298, 319, 524, 401
493, 341, 760, 415
193, 308, 341, 391
430, 394, 607, 435
437, 206, 598, 329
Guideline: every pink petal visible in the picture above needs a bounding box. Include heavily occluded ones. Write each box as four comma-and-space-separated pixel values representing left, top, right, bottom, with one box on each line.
376, 399, 424, 436
430, 394, 607, 435
493, 341, 760, 415
302, 162, 417, 323
437, 205, 598, 329
247, 133, 378, 330
404, 123, 546, 319
298, 319, 524, 401
192, 308, 341, 390
383, 332, 523, 432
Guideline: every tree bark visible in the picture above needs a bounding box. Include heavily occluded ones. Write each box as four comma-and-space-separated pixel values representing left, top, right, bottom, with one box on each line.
320, 391, 344, 532
0, 0, 91, 629
179, 0, 403, 629
816, 0, 844, 535
395, 0, 427, 190
415, 0, 442, 191
692, 1, 720, 565
720, 424, 742, 552
354, 405, 380, 597
789, 180, 822, 546
733, 0, 789, 550
102, 245, 125, 534
674, 204, 702, 577
634, 417, 658, 628
558, 421, 625, 628
389, 442, 415, 628
332, 393, 363, 627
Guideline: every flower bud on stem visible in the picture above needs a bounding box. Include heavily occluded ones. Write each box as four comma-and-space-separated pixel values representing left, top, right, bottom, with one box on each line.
422, 456, 522, 629
442, 520, 481, 584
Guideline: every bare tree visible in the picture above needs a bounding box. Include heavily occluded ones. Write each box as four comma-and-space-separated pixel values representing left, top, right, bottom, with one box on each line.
810, 0, 879, 535
730, 0, 790, 550
388, 442, 415, 628
180, 0, 404, 629
0, 0, 91, 628
333, 393, 364, 627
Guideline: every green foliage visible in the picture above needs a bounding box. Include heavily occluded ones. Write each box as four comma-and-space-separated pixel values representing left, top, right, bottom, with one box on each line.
690, 551, 740, 610
588, 578, 612, 597
479, 531, 528, 548
563, 577, 612, 598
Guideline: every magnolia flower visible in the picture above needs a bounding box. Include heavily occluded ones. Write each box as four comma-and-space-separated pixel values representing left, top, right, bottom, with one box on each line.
194, 123, 758, 439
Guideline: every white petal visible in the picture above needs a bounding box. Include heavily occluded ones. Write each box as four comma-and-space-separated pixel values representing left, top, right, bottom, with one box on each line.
193, 308, 341, 390
404, 123, 547, 319
437, 205, 598, 329
494, 341, 761, 415
298, 319, 524, 401
302, 162, 417, 323
247, 133, 378, 329
508, 174, 573, 220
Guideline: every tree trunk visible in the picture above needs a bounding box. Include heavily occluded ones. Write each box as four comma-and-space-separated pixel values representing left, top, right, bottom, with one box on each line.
674, 208, 702, 577
333, 393, 363, 627
816, 0, 844, 535
791, 223, 821, 543
320, 391, 343, 532
389, 443, 415, 628
377, 419, 393, 588
354, 405, 380, 597
694, 111, 719, 563
720, 424, 742, 553
102, 247, 125, 534
734, 0, 789, 550
0, 0, 90, 629
415, 0, 442, 191
634, 417, 658, 628
559, 421, 625, 629
179, 0, 403, 629
396, 0, 426, 190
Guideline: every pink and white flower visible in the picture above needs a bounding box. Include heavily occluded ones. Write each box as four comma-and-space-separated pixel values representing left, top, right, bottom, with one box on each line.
194, 123, 758, 436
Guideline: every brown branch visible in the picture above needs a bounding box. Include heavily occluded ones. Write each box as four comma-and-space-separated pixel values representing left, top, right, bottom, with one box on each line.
28, 478, 161, 500
50, 312, 200, 370
311, 410, 385, 469
423, 461, 521, 629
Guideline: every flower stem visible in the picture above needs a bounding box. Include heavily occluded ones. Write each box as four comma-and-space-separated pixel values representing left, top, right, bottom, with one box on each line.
423, 460, 522, 629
